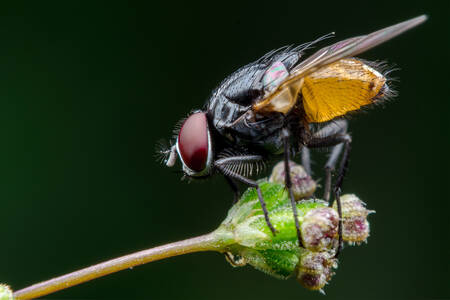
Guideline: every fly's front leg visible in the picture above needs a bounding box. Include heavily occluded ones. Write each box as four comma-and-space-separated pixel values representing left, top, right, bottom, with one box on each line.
282, 128, 304, 248
224, 175, 240, 204
214, 155, 277, 236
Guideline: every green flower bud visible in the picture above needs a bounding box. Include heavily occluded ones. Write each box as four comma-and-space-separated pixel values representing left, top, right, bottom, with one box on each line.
0, 284, 13, 300
219, 181, 337, 281
213, 163, 374, 292
220, 181, 329, 251
225, 248, 300, 279
269, 161, 316, 200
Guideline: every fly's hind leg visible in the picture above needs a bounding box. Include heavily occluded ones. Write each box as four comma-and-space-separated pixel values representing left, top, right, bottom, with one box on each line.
307, 120, 350, 201
301, 146, 312, 176
282, 128, 304, 248
331, 136, 351, 258
323, 143, 345, 202
306, 119, 351, 257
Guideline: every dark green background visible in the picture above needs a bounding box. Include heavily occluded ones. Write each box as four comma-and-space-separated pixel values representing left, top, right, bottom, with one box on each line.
1, 1, 448, 299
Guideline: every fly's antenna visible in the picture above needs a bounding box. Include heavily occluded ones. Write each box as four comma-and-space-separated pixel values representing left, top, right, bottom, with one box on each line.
155, 140, 177, 167
166, 145, 177, 167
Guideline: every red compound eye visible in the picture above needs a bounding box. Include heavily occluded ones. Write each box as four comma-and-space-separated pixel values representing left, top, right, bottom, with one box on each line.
178, 112, 209, 172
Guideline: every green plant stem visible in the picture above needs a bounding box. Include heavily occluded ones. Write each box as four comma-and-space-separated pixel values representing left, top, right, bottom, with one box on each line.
14, 231, 230, 300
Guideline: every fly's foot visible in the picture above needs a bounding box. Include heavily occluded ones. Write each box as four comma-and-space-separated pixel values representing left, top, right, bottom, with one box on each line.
257, 186, 278, 236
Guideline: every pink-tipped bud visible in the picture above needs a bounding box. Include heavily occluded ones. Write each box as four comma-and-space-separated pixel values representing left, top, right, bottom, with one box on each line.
297, 250, 337, 291
301, 207, 339, 252
333, 194, 374, 245
269, 161, 316, 200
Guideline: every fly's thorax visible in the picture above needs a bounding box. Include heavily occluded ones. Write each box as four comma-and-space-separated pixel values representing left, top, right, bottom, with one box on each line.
205, 46, 303, 137
206, 93, 249, 137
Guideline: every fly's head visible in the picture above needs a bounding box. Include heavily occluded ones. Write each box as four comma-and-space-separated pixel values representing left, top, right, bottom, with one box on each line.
161, 111, 214, 178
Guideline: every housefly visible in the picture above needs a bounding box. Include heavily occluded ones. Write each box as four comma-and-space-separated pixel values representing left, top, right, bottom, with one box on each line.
160, 15, 427, 257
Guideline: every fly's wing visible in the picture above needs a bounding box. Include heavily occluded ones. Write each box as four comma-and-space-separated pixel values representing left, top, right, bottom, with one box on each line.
290, 14, 427, 79
301, 58, 387, 123
253, 15, 427, 115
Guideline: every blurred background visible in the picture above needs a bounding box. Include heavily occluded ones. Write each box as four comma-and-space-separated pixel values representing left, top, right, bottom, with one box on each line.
0, 1, 448, 299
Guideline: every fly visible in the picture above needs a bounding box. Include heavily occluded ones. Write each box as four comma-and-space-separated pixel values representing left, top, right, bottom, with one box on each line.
160, 15, 427, 257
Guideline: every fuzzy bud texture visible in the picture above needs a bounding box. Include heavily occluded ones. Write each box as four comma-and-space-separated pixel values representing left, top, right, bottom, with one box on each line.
269, 161, 316, 200
333, 194, 374, 244
297, 250, 337, 291
301, 207, 339, 251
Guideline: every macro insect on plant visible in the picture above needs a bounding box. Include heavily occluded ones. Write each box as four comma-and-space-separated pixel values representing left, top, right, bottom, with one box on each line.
160, 15, 427, 257
3, 16, 427, 300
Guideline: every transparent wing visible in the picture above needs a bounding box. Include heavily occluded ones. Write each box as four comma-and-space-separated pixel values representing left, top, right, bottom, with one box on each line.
290, 15, 427, 80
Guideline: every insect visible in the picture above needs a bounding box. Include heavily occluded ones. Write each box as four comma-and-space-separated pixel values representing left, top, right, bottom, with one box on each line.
160, 15, 427, 257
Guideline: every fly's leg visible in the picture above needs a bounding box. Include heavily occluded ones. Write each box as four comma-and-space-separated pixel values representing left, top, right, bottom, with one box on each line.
224, 175, 240, 204
324, 143, 344, 202
332, 137, 351, 258
306, 119, 351, 258
216, 165, 277, 235
301, 146, 318, 200
282, 128, 304, 248
307, 120, 350, 200
301, 146, 312, 176
214, 155, 277, 236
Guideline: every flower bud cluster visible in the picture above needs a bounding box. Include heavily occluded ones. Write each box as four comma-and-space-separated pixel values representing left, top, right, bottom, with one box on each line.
217, 161, 374, 292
